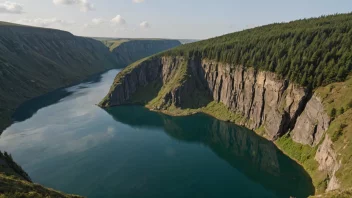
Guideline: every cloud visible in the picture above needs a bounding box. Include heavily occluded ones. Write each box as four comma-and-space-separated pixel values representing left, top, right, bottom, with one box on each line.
92, 18, 104, 25
0, 1, 23, 14
83, 18, 105, 28
16, 18, 75, 28
133, 0, 144, 3
53, 0, 94, 12
140, 21, 150, 29
111, 15, 126, 25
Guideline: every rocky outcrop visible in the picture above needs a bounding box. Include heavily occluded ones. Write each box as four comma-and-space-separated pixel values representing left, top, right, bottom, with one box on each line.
292, 95, 331, 146
0, 23, 118, 133
315, 135, 340, 191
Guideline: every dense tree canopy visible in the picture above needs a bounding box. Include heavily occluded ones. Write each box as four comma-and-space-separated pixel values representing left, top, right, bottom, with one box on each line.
164, 13, 352, 89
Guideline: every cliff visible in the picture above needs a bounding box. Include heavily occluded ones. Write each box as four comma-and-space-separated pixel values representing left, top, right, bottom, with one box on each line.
100, 39, 181, 68
99, 55, 344, 194
0, 23, 118, 133
99, 13, 352, 196
100, 56, 327, 143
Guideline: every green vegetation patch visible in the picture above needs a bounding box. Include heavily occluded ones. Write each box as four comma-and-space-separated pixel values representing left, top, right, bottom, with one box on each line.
0, 174, 82, 198
329, 109, 352, 189
310, 188, 352, 198
146, 58, 189, 109
129, 80, 163, 104
201, 101, 247, 124
276, 134, 328, 194
315, 76, 352, 189
101, 39, 130, 51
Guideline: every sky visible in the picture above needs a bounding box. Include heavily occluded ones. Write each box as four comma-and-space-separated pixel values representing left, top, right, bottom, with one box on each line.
0, 0, 351, 39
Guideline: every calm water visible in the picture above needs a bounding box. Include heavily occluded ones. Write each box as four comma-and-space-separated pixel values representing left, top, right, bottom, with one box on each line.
0, 69, 314, 198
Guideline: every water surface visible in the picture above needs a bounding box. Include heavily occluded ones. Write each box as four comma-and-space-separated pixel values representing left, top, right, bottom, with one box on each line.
0, 69, 314, 198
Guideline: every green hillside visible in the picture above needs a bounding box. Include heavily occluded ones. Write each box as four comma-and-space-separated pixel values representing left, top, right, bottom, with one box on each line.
0, 23, 118, 133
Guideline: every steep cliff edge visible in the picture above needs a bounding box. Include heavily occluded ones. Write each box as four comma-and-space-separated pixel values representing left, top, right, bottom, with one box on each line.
100, 56, 323, 142
99, 39, 181, 68
0, 22, 118, 133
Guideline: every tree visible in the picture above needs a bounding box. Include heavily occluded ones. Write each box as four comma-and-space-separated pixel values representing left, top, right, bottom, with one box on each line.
339, 107, 345, 115
330, 108, 337, 118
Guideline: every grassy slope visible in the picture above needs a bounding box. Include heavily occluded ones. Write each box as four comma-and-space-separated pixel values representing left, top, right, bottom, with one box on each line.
276, 135, 327, 193
0, 174, 82, 198
310, 188, 352, 198
100, 39, 130, 51
315, 76, 352, 189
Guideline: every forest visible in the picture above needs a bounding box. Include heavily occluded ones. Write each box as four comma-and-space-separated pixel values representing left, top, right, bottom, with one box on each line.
164, 13, 352, 89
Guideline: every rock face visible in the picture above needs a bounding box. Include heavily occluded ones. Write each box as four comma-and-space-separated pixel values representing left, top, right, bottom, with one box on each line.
292, 95, 331, 146
109, 40, 181, 68
101, 56, 330, 143
0, 23, 118, 133
315, 135, 341, 191
200, 60, 310, 140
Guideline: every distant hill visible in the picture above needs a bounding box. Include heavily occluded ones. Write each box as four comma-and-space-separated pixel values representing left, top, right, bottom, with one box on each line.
96, 38, 181, 68
178, 39, 199, 44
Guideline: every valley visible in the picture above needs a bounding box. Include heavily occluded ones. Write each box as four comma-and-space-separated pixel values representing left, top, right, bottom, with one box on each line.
0, 9, 352, 198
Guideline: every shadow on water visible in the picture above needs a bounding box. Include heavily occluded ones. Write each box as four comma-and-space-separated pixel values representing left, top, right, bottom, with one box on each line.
12, 73, 104, 123
106, 106, 315, 198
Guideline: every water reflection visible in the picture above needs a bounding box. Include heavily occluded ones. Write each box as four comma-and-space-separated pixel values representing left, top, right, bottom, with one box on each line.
12, 73, 104, 123
106, 106, 314, 198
